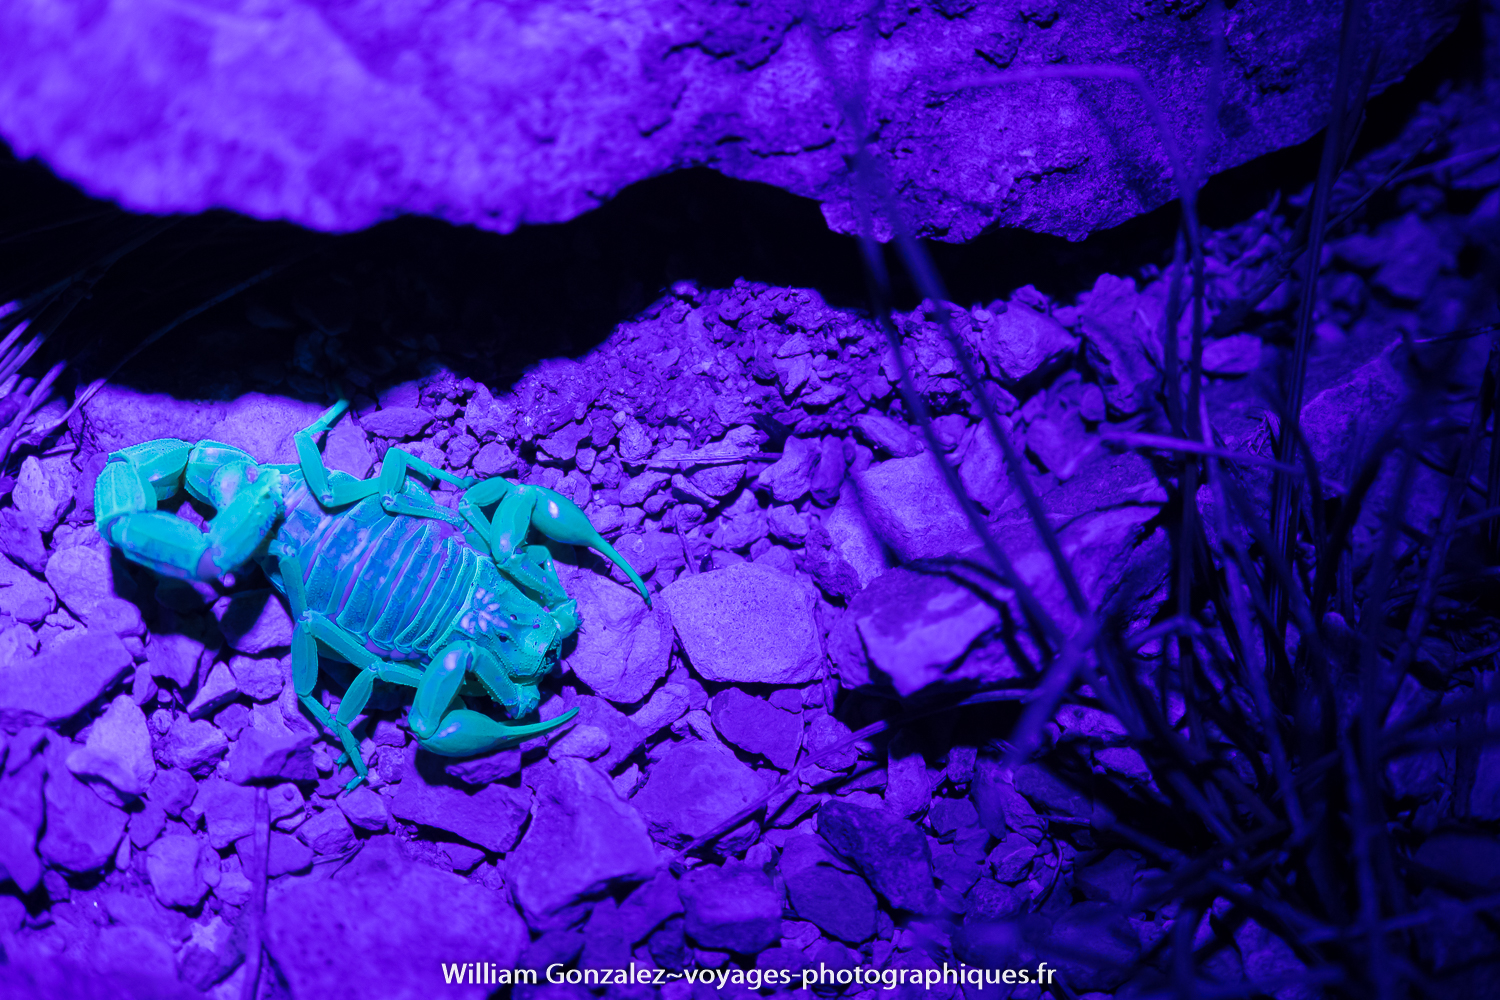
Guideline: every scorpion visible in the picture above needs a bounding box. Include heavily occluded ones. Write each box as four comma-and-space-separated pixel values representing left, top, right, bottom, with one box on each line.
94, 400, 649, 790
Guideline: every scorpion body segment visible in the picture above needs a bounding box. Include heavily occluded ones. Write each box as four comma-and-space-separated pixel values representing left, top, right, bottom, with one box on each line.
95, 401, 649, 789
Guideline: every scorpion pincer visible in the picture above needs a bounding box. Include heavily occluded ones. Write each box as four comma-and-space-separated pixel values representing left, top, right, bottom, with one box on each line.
94, 400, 649, 790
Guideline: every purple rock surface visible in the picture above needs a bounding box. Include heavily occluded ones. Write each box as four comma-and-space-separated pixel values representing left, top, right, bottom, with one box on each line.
506, 757, 656, 928
0, 2, 1461, 240
0, 8, 1495, 995
267, 835, 527, 1000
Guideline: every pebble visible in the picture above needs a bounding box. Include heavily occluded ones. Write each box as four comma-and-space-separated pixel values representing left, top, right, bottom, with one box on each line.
680, 861, 783, 954
662, 562, 821, 685
64, 693, 155, 801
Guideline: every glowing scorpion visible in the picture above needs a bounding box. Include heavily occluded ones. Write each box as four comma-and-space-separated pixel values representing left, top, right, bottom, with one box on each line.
93, 400, 648, 789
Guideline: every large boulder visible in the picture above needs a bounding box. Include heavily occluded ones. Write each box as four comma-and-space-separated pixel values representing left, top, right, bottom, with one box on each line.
662, 562, 821, 684
390, 749, 532, 854
39, 739, 128, 873
816, 800, 937, 913
0, 629, 133, 729
0, 2, 1460, 241
506, 757, 657, 929
632, 740, 768, 855
267, 835, 528, 1000
565, 572, 673, 704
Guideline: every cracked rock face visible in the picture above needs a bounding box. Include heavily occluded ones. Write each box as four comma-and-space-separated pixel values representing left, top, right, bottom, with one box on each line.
0, 1, 1460, 241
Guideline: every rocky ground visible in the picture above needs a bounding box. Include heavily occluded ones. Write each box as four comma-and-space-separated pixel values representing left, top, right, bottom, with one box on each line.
2, 32, 1500, 1000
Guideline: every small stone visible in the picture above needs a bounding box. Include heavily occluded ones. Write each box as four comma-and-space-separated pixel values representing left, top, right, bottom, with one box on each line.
240, 831, 313, 878
1201, 333, 1262, 375
884, 733, 932, 819
161, 715, 229, 774
965, 876, 1027, 921
216, 702, 252, 739
781, 836, 878, 945
195, 777, 258, 849
680, 861, 782, 954
830, 567, 1006, 698
129, 798, 168, 849
971, 301, 1075, 382
148, 767, 199, 817
853, 454, 980, 561
0, 629, 133, 729
267, 836, 526, 997
1075, 850, 1138, 906
215, 866, 253, 906
298, 806, 355, 855
633, 741, 767, 854
987, 833, 1038, 882
565, 572, 673, 704
44, 544, 135, 621
0, 509, 47, 574
146, 629, 211, 688
662, 562, 821, 684
1025, 411, 1089, 480
471, 440, 519, 477
323, 418, 374, 477
436, 839, 486, 873
507, 758, 657, 929
361, 406, 434, 439
11, 455, 73, 531
755, 435, 819, 504
390, 750, 532, 853
186, 661, 240, 719
1013, 762, 1091, 817
817, 800, 937, 912
688, 463, 744, 498
971, 756, 1044, 842
927, 797, 980, 837
223, 727, 316, 784
766, 505, 809, 545
1079, 274, 1158, 415
214, 589, 294, 653
84, 595, 146, 638
65, 693, 156, 800
710, 688, 801, 770
228, 654, 285, 701
852, 413, 922, 457
549, 724, 610, 761
39, 740, 128, 869
268, 782, 306, 820
628, 682, 691, 736
338, 786, 388, 831
146, 833, 211, 909
177, 913, 246, 990
442, 746, 520, 785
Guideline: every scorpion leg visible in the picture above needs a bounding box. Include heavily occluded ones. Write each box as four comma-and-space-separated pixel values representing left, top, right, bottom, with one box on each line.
302, 611, 426, 791
293, 400, 380, 508
377, 446, 472, 495
408, 641, 578, 757
281, 550, 421, 791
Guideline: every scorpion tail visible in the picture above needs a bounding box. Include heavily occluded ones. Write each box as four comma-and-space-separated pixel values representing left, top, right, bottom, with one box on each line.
528, 486, 652, 606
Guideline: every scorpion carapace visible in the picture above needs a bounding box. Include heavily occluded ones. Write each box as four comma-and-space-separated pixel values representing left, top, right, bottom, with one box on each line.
94, 400, 649, 789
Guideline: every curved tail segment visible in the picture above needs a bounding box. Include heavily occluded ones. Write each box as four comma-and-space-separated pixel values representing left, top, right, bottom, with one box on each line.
458, 478, 652, 608
95, 438, 285, 582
